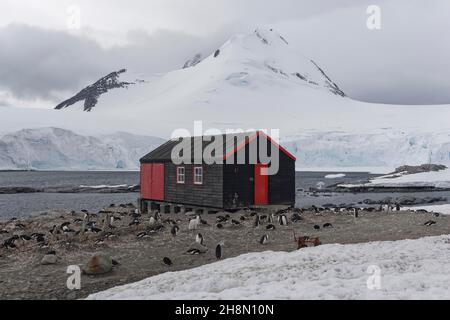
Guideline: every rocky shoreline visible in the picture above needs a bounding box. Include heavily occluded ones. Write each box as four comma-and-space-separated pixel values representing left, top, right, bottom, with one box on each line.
0, 185, 139, 194
1, 203, 450, 300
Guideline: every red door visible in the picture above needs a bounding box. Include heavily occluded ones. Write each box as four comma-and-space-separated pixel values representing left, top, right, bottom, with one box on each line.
140, 163, 164, 201
151, 163, 165, 201
254, 164, 269, 205
140, 164, 153, 199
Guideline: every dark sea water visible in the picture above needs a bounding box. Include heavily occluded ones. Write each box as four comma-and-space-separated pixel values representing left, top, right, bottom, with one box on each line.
0, 171, 140, 219
1, 171, 449, 219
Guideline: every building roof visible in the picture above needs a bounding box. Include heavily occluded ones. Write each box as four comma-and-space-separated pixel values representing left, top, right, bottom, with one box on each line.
139, 131, 296, 163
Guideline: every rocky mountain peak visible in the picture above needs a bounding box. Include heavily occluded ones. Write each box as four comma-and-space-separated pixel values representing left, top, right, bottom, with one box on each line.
55, 69, 136, 112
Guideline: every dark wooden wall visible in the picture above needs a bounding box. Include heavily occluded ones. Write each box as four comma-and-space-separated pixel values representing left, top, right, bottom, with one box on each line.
268, 150, 296, 205
164, 163, 224, 208
223, 164, 254, 209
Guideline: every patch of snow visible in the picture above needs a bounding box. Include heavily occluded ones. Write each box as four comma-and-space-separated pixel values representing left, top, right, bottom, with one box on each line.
325, 173, 346, 179
88, 235, 450, 300
79, 184, 130, 189
296, 167, 394, 174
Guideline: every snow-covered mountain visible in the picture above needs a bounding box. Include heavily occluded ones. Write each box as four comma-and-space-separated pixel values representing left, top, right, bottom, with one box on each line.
0, 128, 164, 170
1, 28, 450, 170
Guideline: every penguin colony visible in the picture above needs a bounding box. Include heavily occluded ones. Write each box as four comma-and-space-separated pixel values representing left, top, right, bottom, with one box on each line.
0, 203, 439, 269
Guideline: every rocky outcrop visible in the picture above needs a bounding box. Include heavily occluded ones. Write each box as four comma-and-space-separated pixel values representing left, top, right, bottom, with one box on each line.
82, 254, 114, 275
392, 164, 447, 175
41, 254, 58, 265
55, 69, 135, 112
183, 53, 203, 69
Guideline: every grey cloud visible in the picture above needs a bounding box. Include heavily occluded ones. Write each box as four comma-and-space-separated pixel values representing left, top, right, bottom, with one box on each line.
0, 24, 229, 105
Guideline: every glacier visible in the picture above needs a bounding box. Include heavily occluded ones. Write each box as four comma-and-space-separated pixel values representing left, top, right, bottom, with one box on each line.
0, 128, 164, 171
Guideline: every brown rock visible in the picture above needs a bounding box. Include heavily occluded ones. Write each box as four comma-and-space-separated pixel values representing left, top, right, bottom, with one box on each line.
83, 254, 113, 275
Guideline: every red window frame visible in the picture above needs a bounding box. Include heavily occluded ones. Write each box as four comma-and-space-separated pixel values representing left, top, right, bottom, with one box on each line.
176, 166, 186, 184
193, 166, 204, 185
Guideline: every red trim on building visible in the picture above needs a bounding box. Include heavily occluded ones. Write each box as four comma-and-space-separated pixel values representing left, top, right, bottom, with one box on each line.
259, 131, 297, 161
223, 131, 297, 161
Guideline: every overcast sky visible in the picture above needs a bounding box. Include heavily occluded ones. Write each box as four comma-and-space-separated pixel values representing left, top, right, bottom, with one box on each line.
1, 0, 449, 107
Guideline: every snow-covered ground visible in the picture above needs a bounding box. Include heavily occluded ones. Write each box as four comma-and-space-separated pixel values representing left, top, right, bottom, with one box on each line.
341, 169, 450, 189
88, 235, 450, 300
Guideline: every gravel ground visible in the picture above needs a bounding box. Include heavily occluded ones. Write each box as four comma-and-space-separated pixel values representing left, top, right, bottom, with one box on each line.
0, 204, 449, 300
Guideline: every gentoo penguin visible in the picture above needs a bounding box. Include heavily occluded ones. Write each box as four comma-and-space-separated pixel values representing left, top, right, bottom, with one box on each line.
163, 257, 173, 266
424, 220, 436, 226
186, 249, 202, 255
216, 223, 224, 229
254, 215, 261, 228
240, 216, 247, 221
189, 216, 201, 230
266, 224, 276, 231
149, 216, 156, 226
62, 225, 75, 234
291, 213, 302, 223
20, 235, 32, 242
215, 242, 224, 260
354, 208, 359, 218
0, 229, 8, 235
260, 235, 269, 245
95, 238, 106, 245
171, 226, 180, 237
90, 226, 102, 233
323, 223, 333, 228
313, 225, 321, 230
196, 233, 204, 245
231, 219, 241, 226
268, 214, 274, 223
279, 215, 288, 226
36, 234, 46, 243
136, 231, 149, 239
217, 216, 227, 223
396, 204, 401, 211
129, 218, 140, 227
38, 242, 49, 249
154, 211, 162, 221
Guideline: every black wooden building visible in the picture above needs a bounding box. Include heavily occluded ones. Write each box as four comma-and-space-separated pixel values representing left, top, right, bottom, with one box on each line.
139, 131, 296, 210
